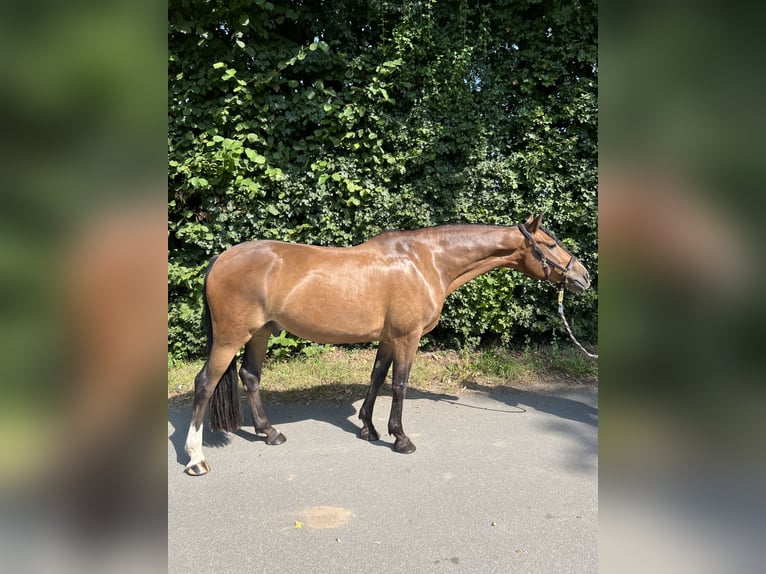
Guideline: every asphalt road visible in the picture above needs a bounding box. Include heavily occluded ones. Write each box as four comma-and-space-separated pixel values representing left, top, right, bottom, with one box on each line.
168, 385, 597, 573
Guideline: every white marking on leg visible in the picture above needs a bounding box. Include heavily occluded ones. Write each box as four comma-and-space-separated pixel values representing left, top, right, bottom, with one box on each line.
184, 422, 205, 468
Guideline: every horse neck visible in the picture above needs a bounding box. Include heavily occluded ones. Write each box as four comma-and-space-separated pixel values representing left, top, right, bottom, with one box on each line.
429, 226, 526, 296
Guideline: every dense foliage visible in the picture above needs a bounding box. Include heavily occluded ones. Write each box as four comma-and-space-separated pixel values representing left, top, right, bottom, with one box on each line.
169, 0, 597, 360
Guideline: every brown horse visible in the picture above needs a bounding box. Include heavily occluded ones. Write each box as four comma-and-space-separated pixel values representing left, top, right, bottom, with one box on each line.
184, 214, 592, 475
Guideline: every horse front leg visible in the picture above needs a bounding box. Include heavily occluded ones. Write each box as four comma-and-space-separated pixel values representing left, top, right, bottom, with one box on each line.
359, 342, 393, 441
388, 337, 419, 454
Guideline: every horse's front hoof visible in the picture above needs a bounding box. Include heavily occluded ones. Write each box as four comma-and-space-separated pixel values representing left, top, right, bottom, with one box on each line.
266, 429, 287, 445
184, 460, 211, 476
360, 426, 380, 442
394, 437, 416, 454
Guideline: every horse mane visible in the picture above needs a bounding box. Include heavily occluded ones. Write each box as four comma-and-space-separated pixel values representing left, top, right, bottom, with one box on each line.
366, 223, 509, 243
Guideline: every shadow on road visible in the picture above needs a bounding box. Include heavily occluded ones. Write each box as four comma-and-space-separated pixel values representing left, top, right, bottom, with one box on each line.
169, 381, 596, 470
458, 382, 598, 427
168, 384, 460, 465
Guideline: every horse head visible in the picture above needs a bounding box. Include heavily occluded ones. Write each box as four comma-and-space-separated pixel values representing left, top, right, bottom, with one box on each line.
517, 214, 591, 293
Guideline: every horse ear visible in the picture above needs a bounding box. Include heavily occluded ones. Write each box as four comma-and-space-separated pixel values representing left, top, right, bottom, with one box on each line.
525, 213, 544, 233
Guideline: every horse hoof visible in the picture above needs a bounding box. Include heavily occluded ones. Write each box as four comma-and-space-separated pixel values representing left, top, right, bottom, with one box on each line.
184, 460, 211, 476
394, 437, 416, 454
360, 427, 379, 442
266, 431, 287, 445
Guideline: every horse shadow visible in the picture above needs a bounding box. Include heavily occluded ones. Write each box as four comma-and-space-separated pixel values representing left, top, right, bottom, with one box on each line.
168, 382, 597, 469
451, 380, 598, 472
455, 382, 598, 427
167, 384, 461, 466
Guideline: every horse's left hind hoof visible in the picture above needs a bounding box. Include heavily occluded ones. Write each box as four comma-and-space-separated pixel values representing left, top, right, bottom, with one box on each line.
184, 460, 211, 476
394, 437, 416, 454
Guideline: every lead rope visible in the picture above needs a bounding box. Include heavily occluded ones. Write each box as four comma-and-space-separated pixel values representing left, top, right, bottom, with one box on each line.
557, 286, 598, 360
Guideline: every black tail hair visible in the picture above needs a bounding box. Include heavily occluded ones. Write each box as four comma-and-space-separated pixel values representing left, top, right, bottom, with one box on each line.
203, 255, 242, 433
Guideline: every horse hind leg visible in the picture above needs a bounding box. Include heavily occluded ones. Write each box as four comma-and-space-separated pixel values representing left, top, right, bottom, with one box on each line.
184, 343, 240, 476
239, 330, 286, 446
359, 341, 393, 442
184, 366, 213, 476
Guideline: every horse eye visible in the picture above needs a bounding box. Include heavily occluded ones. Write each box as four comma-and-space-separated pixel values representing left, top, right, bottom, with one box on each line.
546, 242, 558, 249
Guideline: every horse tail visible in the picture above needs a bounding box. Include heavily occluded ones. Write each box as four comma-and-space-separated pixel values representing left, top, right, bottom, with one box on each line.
203, 255, 242, 433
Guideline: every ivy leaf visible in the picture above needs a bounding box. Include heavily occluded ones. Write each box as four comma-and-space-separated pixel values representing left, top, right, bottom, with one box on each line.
245, 149, 267, 164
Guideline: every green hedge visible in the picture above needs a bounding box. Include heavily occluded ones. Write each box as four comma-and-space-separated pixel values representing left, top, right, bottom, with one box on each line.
169, 0, 597, 360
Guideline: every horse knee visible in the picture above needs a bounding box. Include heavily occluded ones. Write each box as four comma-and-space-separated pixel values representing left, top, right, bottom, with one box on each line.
391, 381, 408, 396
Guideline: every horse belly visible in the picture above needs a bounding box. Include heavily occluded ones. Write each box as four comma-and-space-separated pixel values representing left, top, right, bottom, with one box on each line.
273, 282, 386, 344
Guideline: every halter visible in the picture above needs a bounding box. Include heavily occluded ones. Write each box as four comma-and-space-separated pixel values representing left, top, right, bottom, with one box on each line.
517, 223, 578, 283
518, 223, 598, 359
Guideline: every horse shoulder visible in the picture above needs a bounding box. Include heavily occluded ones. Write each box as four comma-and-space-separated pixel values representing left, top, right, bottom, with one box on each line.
372, 240, 447, 323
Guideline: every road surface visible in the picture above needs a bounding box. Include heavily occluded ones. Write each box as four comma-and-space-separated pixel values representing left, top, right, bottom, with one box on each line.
168, 385, 597, 573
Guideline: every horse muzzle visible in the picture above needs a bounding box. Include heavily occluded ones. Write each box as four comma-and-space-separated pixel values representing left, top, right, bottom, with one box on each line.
563, 265, 591, 293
